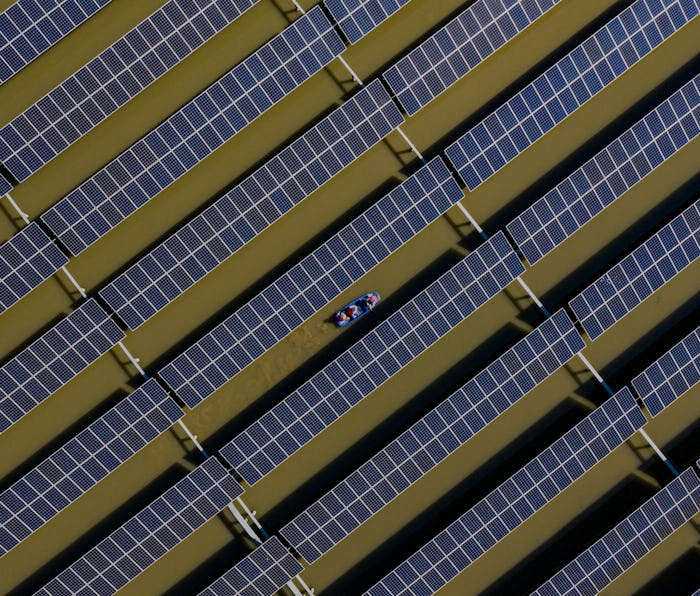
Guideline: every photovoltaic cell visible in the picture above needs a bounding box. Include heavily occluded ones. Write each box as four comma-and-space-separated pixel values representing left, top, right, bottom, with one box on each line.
220, 232, 525, 485
36, 457, 243, 596
40, 6, 345, 256
0, 0, 112, 84
445, 0, 699, 190
569, 199, 700, 340
631, 326, 700, 416
0, 299, 125, 433
99, 80, 404, 329
0, 0, 261, 181
0, 378, 183, 556
533, 467, 700, 596
507, 74, 700, 265
0, 222, 68, 314
366, 388, 647, 596
157, 157, 462, 408
0, 171, 12, 195
383, 0, 561, 115
324, 0, 412, 44
280, 309, 585, 563
198, 536, 303, 596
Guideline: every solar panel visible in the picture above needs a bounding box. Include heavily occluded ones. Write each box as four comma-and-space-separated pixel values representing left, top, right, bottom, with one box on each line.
569, 199, 700, 341
383, 0, 561, 116
220, 232, 525, 485
0, 222, 69, 314
157, 156, 462, 408
631, 326, 700, 417
0, 298, 125, 433
99, 80, 404, 330
0, 0, 261, 181
0, 171, 12, 195
280, 309, 585, 563
507, 74, 700, 265
198, 536, 303, 596
533, 467, 700, 596
0, 0, 112, 84
444, 0, 699, 190
36, 457, 243, 596
366, 387, 647, 596
0, 378, 183, 557
324, 0, 412, 44
40, 6, 345, 256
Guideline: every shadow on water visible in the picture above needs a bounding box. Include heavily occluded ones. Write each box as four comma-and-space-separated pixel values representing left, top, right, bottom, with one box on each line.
8, 463, 191, 595
636, 548, 700, 596
324, 398, 593, 594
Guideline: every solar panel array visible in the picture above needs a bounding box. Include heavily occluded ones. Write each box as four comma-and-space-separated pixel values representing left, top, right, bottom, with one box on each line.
0, 222, 68, 314
507, 74, 700, 265
40, 6, 345, 256
324, 0, 412, 44
37, 457, 243, 596
0, 299, 125, 433
366, 387, 647, 596
0, 0, 111, 84
157, 156, 461, 408
533, 467, 700, 596
198, 536, 303, 596
220, 232, 525, 485
0, 0, 261, 181
99, 80, 404, 330
444, 0, 699, 190
0, 378, 183, 556
280, 309, 585, 563
383, 0, 561, 116
631, 326, 700, 417
0, 171, 12, 195
569, 199, 700, 341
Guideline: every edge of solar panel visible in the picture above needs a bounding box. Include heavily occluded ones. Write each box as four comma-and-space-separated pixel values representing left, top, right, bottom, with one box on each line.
279, 309, 585, 564
0, 0, 262, 181
0, 298, 125, 433
532, 467, 700, 596
219, 232, 525, 486
0, 378, 183, 557
98, 79, 405, 330
382, 0, 562, 115
506, 74, 700, 265
39, 5, 346, 256
364, 387, 647, 596
36, 457, 243, 596
0, 0, 113, 84
156, 155, 460, 408
324, 0, 412, 44
631, 325, 700, 416
198, 536, 303, 596
0, 222, 69, 314
0, 171, 12, 195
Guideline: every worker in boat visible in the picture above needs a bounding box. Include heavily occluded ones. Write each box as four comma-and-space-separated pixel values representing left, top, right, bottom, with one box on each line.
346, 304, 359, 318
336, 311, 348, 323
365, 294, 377, 308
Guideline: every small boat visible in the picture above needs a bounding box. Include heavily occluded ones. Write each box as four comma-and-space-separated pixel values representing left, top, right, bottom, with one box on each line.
334, 292, 380, 327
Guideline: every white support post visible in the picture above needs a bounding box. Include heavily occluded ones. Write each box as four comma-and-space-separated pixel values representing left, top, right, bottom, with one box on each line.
515, 275, 550, 316
395, 126, 426, 163
455, 201, 485, 236
294, 573, 315, 595
336, 55, 364, 86
226, 501, 262, 542
236, 496, 269, 538
4, 192, 30, 223
637, 426, 680, 476
286, 580, 304, 596
175, 418, 211, 458
576, 351, 609, 388
290, 0, 305, 13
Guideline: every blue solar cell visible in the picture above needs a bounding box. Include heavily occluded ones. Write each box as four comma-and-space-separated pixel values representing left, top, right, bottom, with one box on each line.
198, 536, 303, 596
157, 156, 462, 408
219, 232, 524, 485
0, 378, 183, 556
0, 0, 260, 181
569, 199, 700, 340
445, 0, 699, 190
366, 387, 646, 596
507, 74, 700, 265
99, 80, 404, 329
631, 326, 700, 416
280, 309, 585, 563
324, 0, 412, 44
383, 0, 561, 115
40, 6, 345, 256
0, 171, 12, 195
0, 299, 125, 433
0, 222, 69, 314
533, 467, 700, 596
0, 0, 112, 84
36, 458, 243, 596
